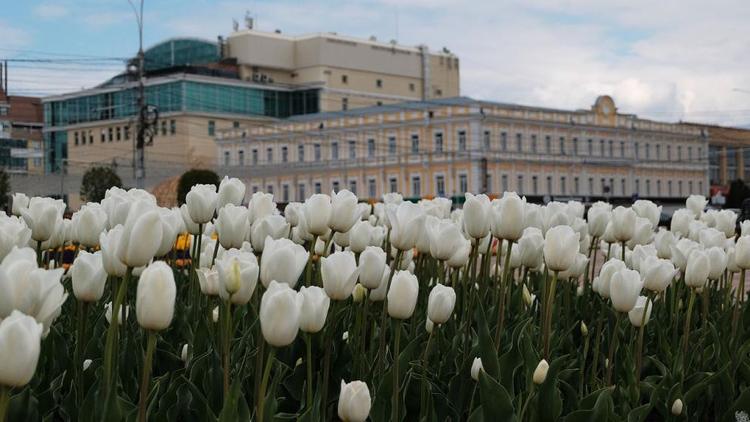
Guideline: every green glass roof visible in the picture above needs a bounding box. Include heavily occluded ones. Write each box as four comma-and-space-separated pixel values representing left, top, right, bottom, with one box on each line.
143, 38, 220, 72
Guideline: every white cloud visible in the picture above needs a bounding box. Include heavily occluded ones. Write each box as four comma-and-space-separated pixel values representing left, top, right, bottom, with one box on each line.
33, 3, 69, 19
0, 20, 31, 50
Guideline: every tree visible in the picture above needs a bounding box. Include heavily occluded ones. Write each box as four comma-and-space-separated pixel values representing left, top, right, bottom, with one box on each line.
726, 179, 750, 209
177, 169, 220, 205
80, 166, 123, 203
0, 169, 9, 212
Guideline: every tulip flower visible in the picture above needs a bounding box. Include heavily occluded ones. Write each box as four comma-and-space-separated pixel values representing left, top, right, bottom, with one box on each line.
628, 296, 652, 327
302, 194, 332, 236
699, 227, 725, 249
260, 281, 303, 347
684, 249, 710, 288
686, 194, 707, 218
215, 249, 259, 305
587, 202, 611, 238
427, 284, 456, 325
543, 225, 579, 272
247, 191, 277, 225
338, 380, 371, 422
105, 302, 129, 325
632, 200, 662, 228
20, 197, 64, 244
610, 206, 636, 243
387, 201, 426, 251
321, 251, 360, 300
671, 399, 684, 416
714, 209, 737, 238
491, 192, 526, 241
250, 215, 289, 252
212, 204, 249, 250
348, 220, 373, 253
559, 253, 589, 280
653, 228, 675, 259
115, 201, 163, 268
670, 209, 693, 237
610, 268, 643, 313
11, 193, 29, 217
462, 193, 492, 239
179, 204, 201, 235
299, 286, 330, 333
368, 267, 390, 302
470, 357, 483, 381
329, 189, 360, 233
446, 236, 472, 268
0, 215, 31, 263
74, 203, 108, 248
260, 238, 308, 288
706, 246, 728, 281
284, 202, 303, 228
154, 208, 184, 258
186, 184, 218, 224
627, 217, 654, 248
358, 246, 386, 289
543, 202, 570, 234
639, 256, 676, 293
0, 310, 43, 388
71, 251, 107, 303
217, 176, 246, 209
670, 238, 699, 272
387, 271, 418, 319
517, 227, 544, 269
736, 236, 750, 270
533, 359, 549, 384
196, 267, 220, 296
426, 217, 465, 261
135, 262, 176, 331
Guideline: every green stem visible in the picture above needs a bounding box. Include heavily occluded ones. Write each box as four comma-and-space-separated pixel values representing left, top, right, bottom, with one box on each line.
621, 241, 626, 262
605, 312, 622, 386
376, 250, 402, 378
257, 348, 276, 422
305, 235, 318, 286
543, 271, 559, 359
75, 301, 88, 407
222, 300, 232, 399
419, 327, 435, 421
392, 319, 402, 422
0, 386, 9, 422
635, 293, 652, 383
494, 240, 514, 349
211, 236, 221, 268
682, 289, 697, 366
138, 331, 157, 422
732, 269, 746, 340
36, 240, 42, 267
519, 389, 536, 421
306, 333, 314, 409
103, 267, 132, 394
579, 333, 590, 397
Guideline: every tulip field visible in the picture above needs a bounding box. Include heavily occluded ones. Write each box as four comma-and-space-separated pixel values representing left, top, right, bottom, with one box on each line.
3, 179, 750, 421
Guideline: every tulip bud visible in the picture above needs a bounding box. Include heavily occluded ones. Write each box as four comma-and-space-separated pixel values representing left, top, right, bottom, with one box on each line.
136, 261, 176, 331
330, 190, 360, 233
543, 225, 580, 272
523, 284, 533, 307
11, 193, 29, 217
610, 268, 643, 313
186, 184, 218, 224
71, 250, 107, 303
299, 286, 330, 333
684, 249, 710, 288
686, 195, 707, 217
628, 296, 652, 328
74, 203, 108, 248
260, 281, 303, 347
387, 271, 419, 319
217, 176, 246, 209
338, 380, 371, 422
0, 310, 43, 387
115, 201, 163, 268
358, 246, 387, 289
470, 357, 483, 381
260, 238, 308, 288
427, 284, 456, 325
197, 267, 220, 296
20, 197, 64, 242
387, 202, 427, 251
215, 204, 250, 250
463, 193, 492, 239
580, 321, 588, 337
425, 318, 434, 334
83, 359, 92, 371
368, 267, 390, 302
533, 359, 549, 385
352, 284, 367, 303
322, 251, 360, 300
215, 249, 259, 305
303, 194, 333, 236
735, 236, 750, 270
491, 192, 526, 241
671, 398, 683, 415
181, 344, 189, 363
212, 306, 219, 323
446, 237, 471, 268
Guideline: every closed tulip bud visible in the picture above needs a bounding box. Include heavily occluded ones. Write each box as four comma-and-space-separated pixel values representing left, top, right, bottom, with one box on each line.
586, 202, 611, 238
426, 216, 465, 261
358, 246, 387, 289
215, 249, 259, 305
214, 204, 249, 250
427, 284, 456, 324
260, 281, 303, 347
580, 321, 588, 336
71, 250, 107, 303
75, 203, 108, 248
387, 271, 419, 319
369, 267, 390, 302
387, 202, 426, 251
727, 247, 741, 273
632, 200, 662, 228
671, 209, 693, 237
299, 286, 330, 333
155, 208, 184, 258
260, 238, 308, 288
518, 227, 544, 269
736, 236, 750, 270
706, 246, 728, 281
684, 249, 710, 288
251, 215, 290, 252
356, 202, 372, 220
83, 359, 92, 371
179, 203, 201, 235
610, 206, 636, 242
303, 194, 333, 236
522, 284, 533, 307
284, 202, 303, 227
247, 192, 277, 225
330, 190, 360, 233
186, 184, 218, 224
197, 267, 220, 296
338, 380, 371, 422
671, 398, 684, 416
699, 227, 725, 249
447, 237, 472, 268
610, 268, 643, 312
21, 197, 64, 242
463, 193, 492, 239
559, 253, 589, 280
352, 284, 367, 303
115, 201, 163, 268
471, 357, 483, 381
322, 251, 359, 300
425, 318, 434, 333
105, 302, 129, 325
640, 256, 676, 293
217, 176, 246, 209
491, 192, 526, 241
136, 261, 176, 331
11, 193, 29, 217
0, 310, 43, 387
627, 217, 654, 248
543, 225, 579, 272
333, 230, 350, 248
181, 344, 189, 363
670, 238, 699, 272
348, 221, 373, 253
628, 296, 652, 327
654, 229, 675, 259
686, 195, 707, 218
714, 209, 737, 237
212, 306, 219, 323
533, 359, 549, 384
0, 216, 31, 263
543, 202, 570, 234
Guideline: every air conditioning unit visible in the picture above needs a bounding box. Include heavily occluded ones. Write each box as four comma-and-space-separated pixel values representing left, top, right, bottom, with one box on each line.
252, 74, 261, 82
260, 74, 268, 83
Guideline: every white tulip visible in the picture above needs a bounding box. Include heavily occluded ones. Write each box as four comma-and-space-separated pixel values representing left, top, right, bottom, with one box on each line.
587, 202, 611, 238
71, 250, 107, 303
518, 227, 544, 269
299, 286, 330, 333
559, 253, 589, 280
11, 193, 30, 217
640, 255, 676, 293
684, 249, 710, 288
425, 217, 464, 261
368, 267, 390, 302
135, 261, 176, 331
543, 225, 580, 272
116, 201, 163, 268
427, 284, 456, 324
671, 399, 684, 416
217, 176, 246, 209
348, 221, 373, 253
214, 204, 250, 250
653, 229, 675, 259
387, 202, 426, 251
736, 236, 750, 270
446, 236, 472, 268
699, 227, 725, 249
630, 244, 656, 272
686, 195, 708, 218
260, 281, 303, 347
197, 267, 220, 296
247, 192, 277, 225
321, 251, 359, 300
610, 268, 643, 312
105, 302, 129, 325
358, 246, 387, 289
21, 197, 64, 242
533, 359, 549, 385
186, 184, 218, 224
491, 192, 526, 241
260, 238, 308, 288
462, 193, 492, 239
284, 202, 303, 227
670, 238, 699, 272
632, 200, 662, 228
387, 271, 418, 319
215, 249, 259, 305
714, 209, 737, 238
250, 215, 289, 252
338, 380, 371, 422
155, 208, 184, 258
330, 189, 360, 233
627, 217, 654, 248
628, 296, 652, 327
470, 357, 483, 381
597, 259, 627, 299
610, 206, 636, 242
706, 246, 728, 281
99, 226, 127, 277
74, 203, 108, 248
0, 215, 31, 262
302, 194, 332, 236
0, 310, 43, 387
670, 209, 693, 237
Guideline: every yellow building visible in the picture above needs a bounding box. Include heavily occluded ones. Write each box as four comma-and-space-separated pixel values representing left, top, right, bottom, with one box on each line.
216, 95, 708, 203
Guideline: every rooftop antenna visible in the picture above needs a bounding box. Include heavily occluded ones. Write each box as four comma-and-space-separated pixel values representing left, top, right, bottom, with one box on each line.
232, 19, 239, 32
245, 10, 254, 29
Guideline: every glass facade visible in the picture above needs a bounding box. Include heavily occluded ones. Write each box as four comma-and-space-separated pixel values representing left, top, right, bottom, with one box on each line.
0, 139, 28, 172
143, 39, 220, 72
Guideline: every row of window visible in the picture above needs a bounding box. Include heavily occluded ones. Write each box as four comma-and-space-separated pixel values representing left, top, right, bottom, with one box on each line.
72, 119, 177, 146
339, 74, 417, 92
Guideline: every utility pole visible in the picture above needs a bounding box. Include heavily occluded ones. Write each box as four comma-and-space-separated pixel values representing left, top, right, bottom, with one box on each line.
129, 0, 146, 189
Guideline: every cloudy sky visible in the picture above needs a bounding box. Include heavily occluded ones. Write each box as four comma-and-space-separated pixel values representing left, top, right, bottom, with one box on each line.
3, 0, 750, 126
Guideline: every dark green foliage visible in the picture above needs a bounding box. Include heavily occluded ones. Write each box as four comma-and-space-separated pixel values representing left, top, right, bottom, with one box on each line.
177, 169, 220, 205
0, 168, 9, 211
80, 166, 123, 203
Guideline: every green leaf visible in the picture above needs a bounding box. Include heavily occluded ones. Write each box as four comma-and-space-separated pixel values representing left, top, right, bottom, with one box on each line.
684, 364, 729, 404
536, 355, 567, 422
478, 372, 518, 422
475, 302, 500, 380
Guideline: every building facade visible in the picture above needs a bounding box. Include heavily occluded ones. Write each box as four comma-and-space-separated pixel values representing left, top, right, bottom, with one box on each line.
216, 96, 708, 203
0, 63, 44, 175
680, 123, 750, 195
43, 30, 458, 176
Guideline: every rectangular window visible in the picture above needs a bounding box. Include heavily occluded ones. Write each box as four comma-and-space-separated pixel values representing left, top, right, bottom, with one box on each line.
411, 176, 421, 197
282, 146, 288, 163
621, 178, 626, 195
531, 135, 537, 153
588, 139, 593, 155
588, 177, 594, 195
348, 140, 356, 159
252, 149, 258, 164
667, 145, 672, 160
545, 136, 551, 153
161, 120, 167, 136
677, 146, 682, 161
600, 139, 605, 156
601, 178, 607, 194
238, 150, 245, 166
314, 144, 321, 161
282, 184, 290, 202
458, 130, 467, 151
572, 138, 578, 155
634, 142, 639, 159
342, 98, 348, 111
678, 180, 683, 196
501, 132, 508, 151
298, 184, 306, 201
434, 132, 444, 153
124, 127, 130, 140
332, 142, 339, 160
314, 182, 321, 194
656, 180, 661, 195
341, 75, 348, 84
224, 151, 230, 166
502, 174, 508, 192
108, 127, 113, 142
608, 140, 614, 157
376, 79, 383, 88
409, 83, 415, 92
208, 120, 215, 136
656, 144, 661, 160
635, 179, 640, 194
332, 181, 340, 193
516, 133, 523, 152
388, 137, 396, 156
574, 177, 580, 193
349, 180, 358, 195
459, 174, 468, 193
233, 121, 240, 129
668, 180, 672, 196
116, 127, 121, 141
688, 146, 693, 160
368, 179, 377, 198
74, 132, 79, 146
100, 130, 105, 143
368, 139, 375, 158
517, 175, 524, 194
645, 144, 651, 159
298, 145, 305, 162
389, 177, 398, 193
532, 176, 538, 194
411, 134, 419, 154
436, 175, 445, 197
170, 120, 176, 135
546, 176, 553, 194
483, 131, 491, 150
561, 176, 567, 195
646, 180, 651, 196
688, 180, 693, 193
267, 147, 273, 163
559, 137, 565, 155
